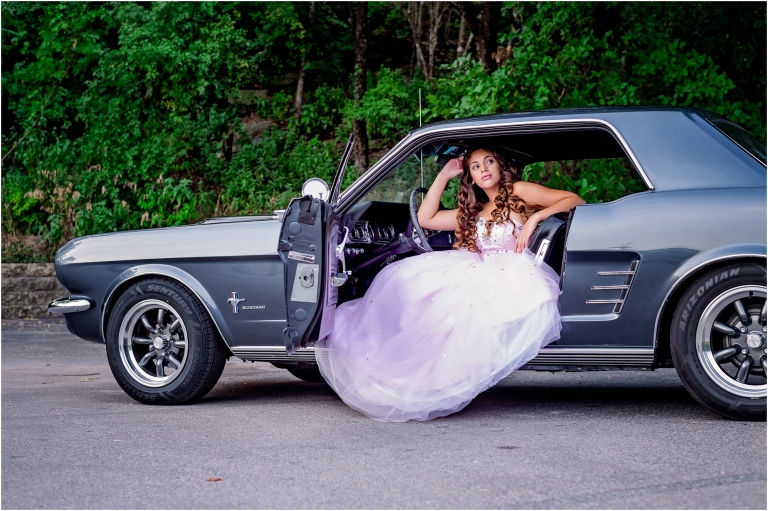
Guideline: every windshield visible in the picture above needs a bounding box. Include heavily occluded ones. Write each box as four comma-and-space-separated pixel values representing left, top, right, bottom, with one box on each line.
708, 118, 766, 165
359, 143, 463, 207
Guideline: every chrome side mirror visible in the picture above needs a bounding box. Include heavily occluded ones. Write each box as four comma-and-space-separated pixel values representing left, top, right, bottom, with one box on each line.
301, 178, 330, 202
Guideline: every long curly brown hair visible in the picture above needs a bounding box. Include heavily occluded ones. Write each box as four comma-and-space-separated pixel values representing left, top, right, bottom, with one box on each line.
453, 147, 536, 252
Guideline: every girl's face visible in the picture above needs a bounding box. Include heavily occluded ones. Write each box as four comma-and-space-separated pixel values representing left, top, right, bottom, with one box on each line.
468, 149, 501, 191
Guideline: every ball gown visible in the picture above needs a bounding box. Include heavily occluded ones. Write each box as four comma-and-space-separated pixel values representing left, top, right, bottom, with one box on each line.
314, 217, 562, 422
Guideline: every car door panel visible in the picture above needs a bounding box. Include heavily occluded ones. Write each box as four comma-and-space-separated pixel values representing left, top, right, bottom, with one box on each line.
278, 196, 327, 354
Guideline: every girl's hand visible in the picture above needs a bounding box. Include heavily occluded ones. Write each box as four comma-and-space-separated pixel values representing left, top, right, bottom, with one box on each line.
438, 156, 463, 181
514, 214, 540, 254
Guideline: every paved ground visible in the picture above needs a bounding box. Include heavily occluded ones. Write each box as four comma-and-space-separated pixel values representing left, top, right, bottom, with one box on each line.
2, 318, 766, 509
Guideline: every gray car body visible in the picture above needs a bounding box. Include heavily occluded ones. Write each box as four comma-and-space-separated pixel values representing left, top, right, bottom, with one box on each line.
55, 106, 767, 368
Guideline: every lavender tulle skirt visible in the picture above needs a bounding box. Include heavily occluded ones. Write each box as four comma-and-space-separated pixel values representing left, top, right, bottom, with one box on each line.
315, 247, 562, 422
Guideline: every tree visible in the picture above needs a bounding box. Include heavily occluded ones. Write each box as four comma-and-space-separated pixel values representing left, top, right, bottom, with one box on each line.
294, 1, 316, 119
351, 2, 368, 173
403, 2, 426, 80
459, 1, 502, 69
424, 1, 449, 80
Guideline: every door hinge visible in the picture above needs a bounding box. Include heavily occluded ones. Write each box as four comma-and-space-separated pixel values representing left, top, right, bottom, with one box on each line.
283, 327, 300, 352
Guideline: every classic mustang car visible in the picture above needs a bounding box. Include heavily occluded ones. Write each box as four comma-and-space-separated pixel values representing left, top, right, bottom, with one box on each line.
49, 106, 766, 420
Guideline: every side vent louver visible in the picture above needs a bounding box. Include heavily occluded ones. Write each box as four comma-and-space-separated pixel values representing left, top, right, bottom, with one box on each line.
586, 260, 639, 313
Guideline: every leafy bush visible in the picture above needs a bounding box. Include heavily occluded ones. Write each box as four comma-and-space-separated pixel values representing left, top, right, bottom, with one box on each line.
2, 1, 764, 262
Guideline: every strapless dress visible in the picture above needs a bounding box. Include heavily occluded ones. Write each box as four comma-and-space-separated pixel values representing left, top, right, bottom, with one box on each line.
315, 217, 562, 422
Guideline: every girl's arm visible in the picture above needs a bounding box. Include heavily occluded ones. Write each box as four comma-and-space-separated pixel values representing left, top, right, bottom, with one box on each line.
417, 157, 462, 231
512, 181, 585, 253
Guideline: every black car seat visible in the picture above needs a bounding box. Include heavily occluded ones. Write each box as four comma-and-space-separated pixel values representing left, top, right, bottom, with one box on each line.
527, 209, 572, 275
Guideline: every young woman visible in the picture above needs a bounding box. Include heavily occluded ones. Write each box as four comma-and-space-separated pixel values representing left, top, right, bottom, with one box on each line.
315, 147, 585, 422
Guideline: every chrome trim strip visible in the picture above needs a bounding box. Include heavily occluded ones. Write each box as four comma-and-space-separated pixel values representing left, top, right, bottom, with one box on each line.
48, 298, 91, 314
586, 299, 624, 304
562, 314, 619, 322
231, 346, 316, 362
527, 348, 654, 366
591, 285, 629, 290
338, 118, 654, 210
231, 345, 654, 366
652, 253, 767, 349
597, 270, 634, 276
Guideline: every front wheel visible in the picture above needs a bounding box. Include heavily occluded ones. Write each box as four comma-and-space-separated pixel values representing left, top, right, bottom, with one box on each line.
671, 262, 766, 420
106, 277, 227, 405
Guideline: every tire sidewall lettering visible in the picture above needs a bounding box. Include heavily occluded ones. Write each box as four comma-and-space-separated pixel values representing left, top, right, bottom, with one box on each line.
679, 267, 748, 332
143, 284, 193, 316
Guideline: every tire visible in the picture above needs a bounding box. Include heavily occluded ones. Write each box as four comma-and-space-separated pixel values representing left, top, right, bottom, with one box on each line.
285, 363, 327, 384
105, 277, 227, 405
670, 262, 766, 421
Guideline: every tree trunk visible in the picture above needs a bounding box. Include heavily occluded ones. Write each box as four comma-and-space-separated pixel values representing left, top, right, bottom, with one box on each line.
294, 68, 305, 118
425, 1, 449, 80
456, 12, 467, 58
352, 2, 368, 173
459, 1, 502, 69
403, 2, 427, 80
294, 2, 316, 119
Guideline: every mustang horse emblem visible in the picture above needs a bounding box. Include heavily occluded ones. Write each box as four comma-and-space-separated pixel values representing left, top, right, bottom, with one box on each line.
227, 292, 246, 313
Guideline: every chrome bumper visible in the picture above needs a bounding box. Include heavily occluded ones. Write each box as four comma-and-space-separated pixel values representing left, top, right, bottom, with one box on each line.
48, 298, 91, 314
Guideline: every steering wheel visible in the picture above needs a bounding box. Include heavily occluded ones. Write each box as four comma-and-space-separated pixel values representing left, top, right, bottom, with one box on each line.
409, 187, 434, 253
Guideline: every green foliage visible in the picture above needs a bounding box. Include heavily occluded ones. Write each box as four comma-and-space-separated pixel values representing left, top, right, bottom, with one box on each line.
217, 129, 352, 215
523, 159, 644, 204
2, 1, 765, 262
352, 68, 426, 140
425, 1, 765, 142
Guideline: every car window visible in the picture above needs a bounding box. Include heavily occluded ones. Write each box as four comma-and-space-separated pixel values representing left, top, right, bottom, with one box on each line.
361, 154, 645, 206
522, 158, 645, 204
361, 146, 460, 208
356, 129, 648, 207
708, 118, 767, 165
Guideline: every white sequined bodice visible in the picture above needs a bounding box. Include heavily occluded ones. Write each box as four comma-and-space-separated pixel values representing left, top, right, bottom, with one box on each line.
476, 217, 523, 257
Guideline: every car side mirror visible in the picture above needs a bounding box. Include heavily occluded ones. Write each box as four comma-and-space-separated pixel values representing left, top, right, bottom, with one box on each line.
301, 178, 330, 202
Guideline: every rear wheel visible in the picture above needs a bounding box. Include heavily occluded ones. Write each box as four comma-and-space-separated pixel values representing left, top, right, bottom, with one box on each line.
106, 277, 227, 404
272, 362, 326, 383
671, 262, 766, 420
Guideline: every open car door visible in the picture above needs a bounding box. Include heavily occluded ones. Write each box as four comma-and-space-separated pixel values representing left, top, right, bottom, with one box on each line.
279, 135, 354, 354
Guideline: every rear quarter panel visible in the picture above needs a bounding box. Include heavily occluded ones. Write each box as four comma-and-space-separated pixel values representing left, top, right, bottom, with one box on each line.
559, 187, 766, 347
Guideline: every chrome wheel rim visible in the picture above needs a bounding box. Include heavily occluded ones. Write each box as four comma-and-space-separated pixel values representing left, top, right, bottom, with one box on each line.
118, 300, 189, 388
696, 285, 767, 398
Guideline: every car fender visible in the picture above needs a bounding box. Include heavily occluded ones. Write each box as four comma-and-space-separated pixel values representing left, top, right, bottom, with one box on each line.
101, 264, 234, 351
653, 243, 767, 349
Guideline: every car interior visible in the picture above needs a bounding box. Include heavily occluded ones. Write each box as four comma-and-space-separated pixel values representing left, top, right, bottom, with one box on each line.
335, 127, 646, 306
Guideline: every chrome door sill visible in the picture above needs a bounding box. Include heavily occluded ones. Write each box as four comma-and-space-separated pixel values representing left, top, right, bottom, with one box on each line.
231, 346, 655, 367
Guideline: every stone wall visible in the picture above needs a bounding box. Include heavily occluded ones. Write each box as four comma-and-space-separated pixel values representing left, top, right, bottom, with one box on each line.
2, 264, 68, 319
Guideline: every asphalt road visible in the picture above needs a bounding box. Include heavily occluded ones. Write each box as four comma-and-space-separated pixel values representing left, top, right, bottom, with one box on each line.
2, 318, 766, 509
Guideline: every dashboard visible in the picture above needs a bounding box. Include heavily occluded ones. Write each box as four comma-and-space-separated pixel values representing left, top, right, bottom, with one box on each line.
348, 220, 397, 245
341, 201, 409, 261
